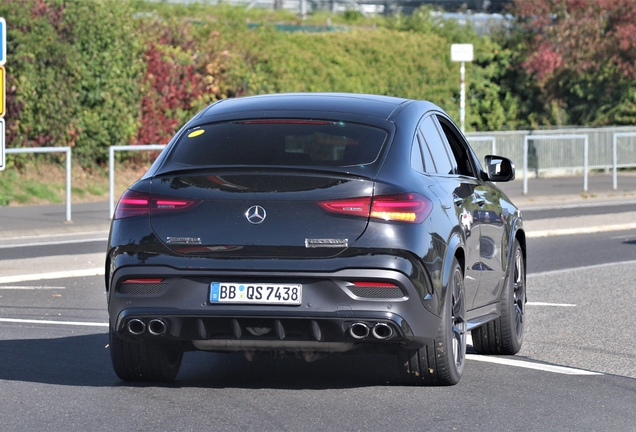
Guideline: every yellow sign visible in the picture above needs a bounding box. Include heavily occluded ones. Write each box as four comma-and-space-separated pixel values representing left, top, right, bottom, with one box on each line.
0, 66, 4, 117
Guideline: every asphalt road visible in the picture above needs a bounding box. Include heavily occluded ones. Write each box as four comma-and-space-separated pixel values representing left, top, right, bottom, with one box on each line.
0, 205, 635, 431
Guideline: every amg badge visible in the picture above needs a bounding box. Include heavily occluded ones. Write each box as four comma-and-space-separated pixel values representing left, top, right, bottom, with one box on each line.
305, 238, 349, 248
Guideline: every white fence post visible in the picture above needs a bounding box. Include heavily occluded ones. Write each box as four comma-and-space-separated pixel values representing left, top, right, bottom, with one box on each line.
611, 132, 636, 190
523, 136, 528, 195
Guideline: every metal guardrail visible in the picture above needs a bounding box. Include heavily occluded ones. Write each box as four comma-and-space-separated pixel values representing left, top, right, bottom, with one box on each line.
108, 144, 166, 219
5, 147, 72, 222
523, 134, 588, 195
468, 126, 636, 194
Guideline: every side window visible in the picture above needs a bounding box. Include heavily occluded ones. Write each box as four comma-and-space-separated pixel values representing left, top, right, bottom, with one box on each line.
420, 116, 456, 175
410, 134, 425, 173
436, 116, 477, 178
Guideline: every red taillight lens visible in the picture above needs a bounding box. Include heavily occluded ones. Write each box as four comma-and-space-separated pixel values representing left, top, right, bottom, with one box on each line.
114, 190, 201, 219
317, 193, 432, 223
155, 199, 195, 210
370, 193, 432, 223
316, 197, 371, 218
123, 278, 164, 284
114, 190, 150, 219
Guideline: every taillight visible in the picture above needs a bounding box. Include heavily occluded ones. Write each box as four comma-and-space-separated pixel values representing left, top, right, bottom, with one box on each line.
317, 193, 432, 223
370, 193, 432, 223
114, 190, 201, 219
316, 197, 371, 218
114, 190, 150, 219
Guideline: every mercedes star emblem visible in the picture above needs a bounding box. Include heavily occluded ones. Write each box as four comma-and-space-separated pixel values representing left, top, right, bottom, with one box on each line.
245, 205, 267, 224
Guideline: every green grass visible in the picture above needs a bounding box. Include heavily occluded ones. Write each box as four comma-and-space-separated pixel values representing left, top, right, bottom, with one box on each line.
86, 184, 107, 196
24, 181, 62, 203
72, 186, 87, 199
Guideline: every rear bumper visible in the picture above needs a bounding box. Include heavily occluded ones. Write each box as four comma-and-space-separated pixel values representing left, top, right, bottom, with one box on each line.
107, 265, 442, 352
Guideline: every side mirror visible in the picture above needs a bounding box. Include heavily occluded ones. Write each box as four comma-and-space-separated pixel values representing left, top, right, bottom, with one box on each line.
484, 155, 515, 182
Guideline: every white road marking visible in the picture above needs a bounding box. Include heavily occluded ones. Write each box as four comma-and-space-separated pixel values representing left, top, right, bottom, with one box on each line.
0, 267, 104, 284
0, 286, 66, 290
527, 302, 576, 307
527, 259, 636, 278
466, 354, 602, 375
0, 318, 108, 327
0, 231, 109, 242
527, 223, 636, 238
0, 237, 107, 249
521, 199, 636, 211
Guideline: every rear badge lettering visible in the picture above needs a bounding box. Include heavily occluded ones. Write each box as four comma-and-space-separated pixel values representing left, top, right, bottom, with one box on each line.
305, 238, 349, 248
167, 236, 201, 245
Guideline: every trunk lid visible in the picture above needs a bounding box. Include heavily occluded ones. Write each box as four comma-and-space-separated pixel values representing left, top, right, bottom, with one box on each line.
149, 171, 374, 258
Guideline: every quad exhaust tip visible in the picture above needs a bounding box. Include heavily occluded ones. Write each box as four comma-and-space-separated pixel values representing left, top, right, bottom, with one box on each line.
127, 319, 146, 336
348, 322, 370, 340
371, 323, 394, 340
148, 319, 168, 336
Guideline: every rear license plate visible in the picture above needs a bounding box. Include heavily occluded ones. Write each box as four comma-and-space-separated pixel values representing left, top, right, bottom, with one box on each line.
210, 282, 302, 305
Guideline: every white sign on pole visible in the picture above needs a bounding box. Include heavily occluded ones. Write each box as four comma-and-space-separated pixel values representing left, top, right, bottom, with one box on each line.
450, 44, 474, 133
451, 44, 474, 62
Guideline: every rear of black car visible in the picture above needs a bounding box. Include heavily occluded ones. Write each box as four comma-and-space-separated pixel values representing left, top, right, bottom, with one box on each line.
106, 96, 445, 382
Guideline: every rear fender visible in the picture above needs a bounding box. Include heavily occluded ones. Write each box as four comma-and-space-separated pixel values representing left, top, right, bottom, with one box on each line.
436, 231, 463, 317
509, 217, 526, 300
503, 216, 525, 278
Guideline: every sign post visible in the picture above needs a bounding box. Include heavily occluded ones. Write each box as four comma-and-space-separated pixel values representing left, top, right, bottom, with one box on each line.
450, 44, 473, 133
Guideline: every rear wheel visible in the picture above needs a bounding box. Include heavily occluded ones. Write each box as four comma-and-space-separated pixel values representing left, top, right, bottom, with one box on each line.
398, 258, 466, 386
472, 239, 525, 355
109, 328, 183, 382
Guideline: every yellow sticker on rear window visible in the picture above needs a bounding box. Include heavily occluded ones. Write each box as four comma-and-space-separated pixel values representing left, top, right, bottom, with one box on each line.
188, 129, 205, 138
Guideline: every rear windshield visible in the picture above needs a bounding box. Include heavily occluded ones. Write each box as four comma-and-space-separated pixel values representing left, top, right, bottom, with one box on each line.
170, 120, 388, 167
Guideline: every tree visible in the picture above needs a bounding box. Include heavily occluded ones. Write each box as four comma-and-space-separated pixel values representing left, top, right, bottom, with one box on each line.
510, 0, 636, 126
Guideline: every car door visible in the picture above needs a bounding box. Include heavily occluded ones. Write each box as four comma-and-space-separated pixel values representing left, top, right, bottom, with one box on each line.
416, 114, 482, 310
435, 116, 507, 309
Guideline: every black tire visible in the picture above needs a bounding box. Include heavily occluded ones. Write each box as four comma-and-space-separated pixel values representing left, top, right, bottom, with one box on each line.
398, 258, 466, 386
472, 239, 525, 355
109, 328, 183, 382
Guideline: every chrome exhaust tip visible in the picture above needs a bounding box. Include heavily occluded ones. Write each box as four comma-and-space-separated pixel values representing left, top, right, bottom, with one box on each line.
127, 319, 146, 336
371, 323, 394, 340
348, 322, 370, 340
148, 319, 168, 336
